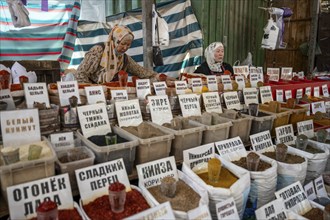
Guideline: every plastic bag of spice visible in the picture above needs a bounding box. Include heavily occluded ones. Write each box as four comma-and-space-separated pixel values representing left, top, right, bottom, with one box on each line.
182, 155, 250, 219
307, 139, 330, 173
284, 200, 325, 219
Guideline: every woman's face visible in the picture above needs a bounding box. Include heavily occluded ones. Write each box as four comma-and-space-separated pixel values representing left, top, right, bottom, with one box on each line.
214, 46, 224, 62
116, 35, 133, 54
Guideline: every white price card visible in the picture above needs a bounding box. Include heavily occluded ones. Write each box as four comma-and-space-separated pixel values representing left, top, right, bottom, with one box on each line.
314, 175, 328, 198
298, 71, 305, 79
57, 81, 81, 106
250, 131, 274, 153
223, 91, 241, 110
216, 197, 240, 220
235, 75, 245, 90
175, 81, 188, 95
75, 159, 130, 204
221, 75, 233, 90
276, 89, 284, 102
136, 156, 178, 188
178, 94, 201, 117
215, 136, 246, 161
77, 103, 111, 138
275, 124, 295, 145
187, 204, 212, 220
1, 108, 40, 147
206, 75, 218, 91
250, 66, 258, 74
202, 92, 222, 113
267, 68, 280, 82
255, 198, 288, 220
153, 81, 167, 96
148, 95, 173, 125
243, 88, 259, 106
281, 67, 293, 80
297, 120, 314, 138
136, 79, 151, 99
233, 65, 249, 77
7, 174, 73, 220
85, 85, 106, 104
275, 181, 311, 215
305, 87, 311, 96
304, 181, 317, 201
111, 89, 128, 101
296, 89, 303, 99
311, 101, 326, 114
191, 78, 203, 93
115, 99, 142, 127
314, 86, 320, 98
0, 89, 15, 110
250, 72, 259, 88
183, 143, 215, 169
285, 90, 292, 100
260, 86, 274, 104
49, 132, 74, 149
124, 202, 175, 220
24, 82, 50, 108
322, 84, 329, 97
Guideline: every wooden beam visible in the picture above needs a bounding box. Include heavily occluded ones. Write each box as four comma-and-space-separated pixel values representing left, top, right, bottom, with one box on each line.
308, 0, 319, 73
142, 0, 153, 70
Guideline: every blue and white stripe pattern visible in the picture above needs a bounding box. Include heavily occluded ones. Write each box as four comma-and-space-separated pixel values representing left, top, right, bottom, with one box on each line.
70, 0, 203, 78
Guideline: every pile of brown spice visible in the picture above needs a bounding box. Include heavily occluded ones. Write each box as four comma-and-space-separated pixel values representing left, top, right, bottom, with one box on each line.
302, 208, 324, 219
262, 151, 305, 164
232, 157, 272, 171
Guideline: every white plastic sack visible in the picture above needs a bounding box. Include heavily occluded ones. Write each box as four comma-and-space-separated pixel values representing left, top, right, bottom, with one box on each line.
6, 0, 31, 28
285, 200, 324, 219
182, 155, 250, 219
139, 170, 209, 220
308, 139, 330, 172
261, 18, 279, 50
152, 5, 169, 46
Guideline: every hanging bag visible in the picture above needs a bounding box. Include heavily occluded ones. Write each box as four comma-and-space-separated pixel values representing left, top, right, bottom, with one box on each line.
261, 17, 279, 50
152, 2, 165, 66
6, 0, 31, 28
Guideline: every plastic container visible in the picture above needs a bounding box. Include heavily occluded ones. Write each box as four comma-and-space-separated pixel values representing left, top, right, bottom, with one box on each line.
152, 119, 205, 161
76, 126, 139, 175
118, 122, 174, 165
280, 103, 308, 131
241, 111, 275, 135
0, 137, 56, 202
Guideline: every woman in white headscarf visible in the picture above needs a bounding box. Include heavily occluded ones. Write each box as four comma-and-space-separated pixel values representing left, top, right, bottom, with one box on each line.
75, 25, 167, 84
194, 42, 233, 76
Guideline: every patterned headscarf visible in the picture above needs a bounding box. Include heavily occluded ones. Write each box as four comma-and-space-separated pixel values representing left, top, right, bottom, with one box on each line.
205, 42, 224, 72
99, 25, 134, 83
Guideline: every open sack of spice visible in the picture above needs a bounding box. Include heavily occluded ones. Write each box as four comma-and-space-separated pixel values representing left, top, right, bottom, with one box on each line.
308, 129, 330, 172
181, 144, 250, 219
136, 156, 208, 220
122, 121, 167, 139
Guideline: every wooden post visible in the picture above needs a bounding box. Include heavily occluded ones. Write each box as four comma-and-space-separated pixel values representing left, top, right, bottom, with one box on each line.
142, 0, 153, 70
308, 0, 319, 74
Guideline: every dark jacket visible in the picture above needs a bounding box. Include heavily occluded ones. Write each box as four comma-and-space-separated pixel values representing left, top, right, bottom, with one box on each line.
194, 61, 234, 76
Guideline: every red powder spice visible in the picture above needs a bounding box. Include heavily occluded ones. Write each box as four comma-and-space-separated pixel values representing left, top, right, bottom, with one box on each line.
109, 182, 126, 192
37, 200, 57, 212
31, 208, 82, 220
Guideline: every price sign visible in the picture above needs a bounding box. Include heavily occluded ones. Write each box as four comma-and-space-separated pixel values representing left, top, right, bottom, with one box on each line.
275, 124, 295, 145
125, 202, 175, 220
281, 67, 293, 80
275, 181, 311, 215
305, 87, 311, 96
223, 91, 241, 110
304, 181, 317, 201
313, 87, 320, 98
311, 101, 326, 114
285, 90, 292, 100
85, 86, 106, 104
49, 132, 74, 149
215, 136, 246, 161
24, 83, 50, 108
136, 156, 178, 188
235, 76, 245, 90
250, 131, 274, 153
250, 66, 258, 74
267, 68, 280, 82
178, 94, 201, 117
148, 95, 173, 125
202, 92, 222, 113
243, 88, 259, 106
115, 99, 142, 127
276, 89, 284, 102
296, 89, 303, 99
183, 143, 215, 169
255, 198, 288, 220
191, 78, 203, 93
153, 82, 167, 96
175, 81, 188, 95
0, 89, 15, 110
136, 79, 151, 99
216, 197, 240, 220
233, 65, 249, 77
1, 109, 40, 147
111, 89, 128, 101
206, 75, 218, 91
187, 204, 212, 220
76, 159, 131, 204
297, 120, 314, 138
298, 71, 304, 79
221, 75, 233, 90
7, 174, 73, 220
77, 103, 111, 138
57, 81, 81, 106
314, 175, 328, 198
250, 72, 259, 88
322, 84, 329, 97
260, 86, 274, 104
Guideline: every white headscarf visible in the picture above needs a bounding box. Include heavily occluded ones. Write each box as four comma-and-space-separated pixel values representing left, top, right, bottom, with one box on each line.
205, 42, 224, 72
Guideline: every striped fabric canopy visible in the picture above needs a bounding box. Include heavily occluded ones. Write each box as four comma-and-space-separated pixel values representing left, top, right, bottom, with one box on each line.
70, 0, 203, 78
